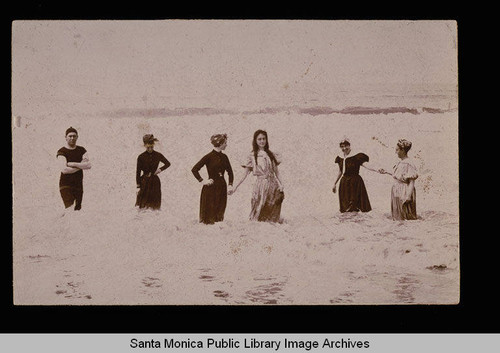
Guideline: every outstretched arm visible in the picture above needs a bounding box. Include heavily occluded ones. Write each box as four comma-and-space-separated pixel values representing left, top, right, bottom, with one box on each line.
229, 168, 251, 195
362, 161, 393, 175
360, 161, 380, 173
226, 157, 234, 186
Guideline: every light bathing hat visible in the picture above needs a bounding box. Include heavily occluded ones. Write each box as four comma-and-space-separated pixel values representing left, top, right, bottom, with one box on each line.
339, 136, 351, 146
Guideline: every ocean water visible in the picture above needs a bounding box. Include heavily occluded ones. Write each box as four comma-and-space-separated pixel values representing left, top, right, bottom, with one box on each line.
12, 90, 459, 305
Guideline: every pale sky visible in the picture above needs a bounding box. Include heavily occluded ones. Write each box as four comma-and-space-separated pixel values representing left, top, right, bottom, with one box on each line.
12, 20, 458, 117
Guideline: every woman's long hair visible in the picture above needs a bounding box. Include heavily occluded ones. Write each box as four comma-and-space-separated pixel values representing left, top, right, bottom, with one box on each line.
253, 130, 278, 166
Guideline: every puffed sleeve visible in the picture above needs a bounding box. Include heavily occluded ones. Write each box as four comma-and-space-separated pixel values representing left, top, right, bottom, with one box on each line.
402, 161, 418, 180
334, 156, 341, 164
241, 152, 254, 170
356, 153, 369, 164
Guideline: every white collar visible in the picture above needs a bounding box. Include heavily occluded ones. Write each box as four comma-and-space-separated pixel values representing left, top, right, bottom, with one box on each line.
340, 149, 360, 159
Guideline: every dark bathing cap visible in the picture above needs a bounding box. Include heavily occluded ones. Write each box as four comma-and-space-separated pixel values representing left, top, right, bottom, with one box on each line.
66, 127, 78, 136
143, 134, 159, 144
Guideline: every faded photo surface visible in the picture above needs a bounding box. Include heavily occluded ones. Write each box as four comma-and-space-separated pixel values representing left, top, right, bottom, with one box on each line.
11, 20, 459, 305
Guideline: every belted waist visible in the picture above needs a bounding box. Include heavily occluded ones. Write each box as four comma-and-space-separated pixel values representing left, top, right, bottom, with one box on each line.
256, 174, 273, 180
394, 178, 410, 184
142, 172, 159, 178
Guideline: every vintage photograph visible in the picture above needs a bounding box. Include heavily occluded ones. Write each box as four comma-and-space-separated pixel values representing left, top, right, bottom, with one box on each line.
11, 20, 459, 305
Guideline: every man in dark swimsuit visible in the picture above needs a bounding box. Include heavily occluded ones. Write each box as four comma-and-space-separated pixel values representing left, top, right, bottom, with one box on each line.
56, 127, 91, 211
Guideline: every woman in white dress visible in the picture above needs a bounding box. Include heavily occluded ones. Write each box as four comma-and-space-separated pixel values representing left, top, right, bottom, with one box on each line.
229, 130, 284, 223
380, 139, 419, 220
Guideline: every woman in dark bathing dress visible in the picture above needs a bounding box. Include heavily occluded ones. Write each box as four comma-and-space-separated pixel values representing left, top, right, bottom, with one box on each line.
192, 134, 234, 224
332, 138, 379, 213
136, 134, 171, 210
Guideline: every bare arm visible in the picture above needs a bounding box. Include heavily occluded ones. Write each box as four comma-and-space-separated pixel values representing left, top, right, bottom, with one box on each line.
229, 168, 251, 194
274, 166, 284, 191
58, 155, 80, 174
362, 161, 395, 176
360, 161, 380, 173
66, 153, 92, 170
332, 165, 342, 193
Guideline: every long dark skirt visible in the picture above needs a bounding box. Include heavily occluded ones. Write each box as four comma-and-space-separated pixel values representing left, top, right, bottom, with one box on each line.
199, 179, 227, 224
136, 175, 162, 210
338, 174, 372, 213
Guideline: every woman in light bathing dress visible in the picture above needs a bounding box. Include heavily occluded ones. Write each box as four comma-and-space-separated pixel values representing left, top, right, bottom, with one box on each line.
380, 139, 419, 220
332, 138, 380, 213
229, 130, 284, 223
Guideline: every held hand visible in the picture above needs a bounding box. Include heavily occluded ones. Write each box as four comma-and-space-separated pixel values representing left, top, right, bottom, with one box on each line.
332, 185, 337, 193
227, 185, 235, 195
154, 168, 162, 176
278, 184, 284, 192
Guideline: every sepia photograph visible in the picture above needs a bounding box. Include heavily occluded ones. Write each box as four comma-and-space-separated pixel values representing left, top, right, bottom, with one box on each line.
11, 20, 459, 306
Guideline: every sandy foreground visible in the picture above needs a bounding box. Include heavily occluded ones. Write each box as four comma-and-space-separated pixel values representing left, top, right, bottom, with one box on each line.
12, 111, 459, 305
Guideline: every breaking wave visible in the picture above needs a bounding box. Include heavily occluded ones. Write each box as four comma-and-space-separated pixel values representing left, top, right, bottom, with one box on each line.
105, 105, 454, 118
